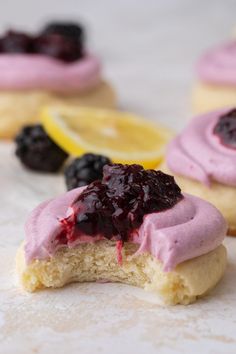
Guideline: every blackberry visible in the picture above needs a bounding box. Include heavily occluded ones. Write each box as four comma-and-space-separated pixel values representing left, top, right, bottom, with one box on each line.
41, 22, 84, 44
39, 21, 84, 62
65, 153, 111, 190
15, 125, 68, 172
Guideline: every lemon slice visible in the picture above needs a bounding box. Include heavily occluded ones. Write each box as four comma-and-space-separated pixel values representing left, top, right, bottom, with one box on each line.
41, 105, 173, 168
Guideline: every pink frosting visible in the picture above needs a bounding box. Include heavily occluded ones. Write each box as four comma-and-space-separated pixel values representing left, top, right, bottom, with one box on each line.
166, 108, 236, 187
197, 40, 236, 85
0, 53, 101, 92
24, 187, 226, 272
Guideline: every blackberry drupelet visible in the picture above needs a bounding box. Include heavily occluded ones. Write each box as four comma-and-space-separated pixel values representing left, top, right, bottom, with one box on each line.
65, 153, 111, 190
15, 125, 68, 172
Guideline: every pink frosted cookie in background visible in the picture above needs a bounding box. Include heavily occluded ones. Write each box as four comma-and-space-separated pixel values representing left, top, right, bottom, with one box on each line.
164, 107, 236, 235
0, 22, 116, 139
193, 39, 236, 113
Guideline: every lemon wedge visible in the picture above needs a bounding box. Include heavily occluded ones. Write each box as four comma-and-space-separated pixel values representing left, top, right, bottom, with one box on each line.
41, 105, 173, 168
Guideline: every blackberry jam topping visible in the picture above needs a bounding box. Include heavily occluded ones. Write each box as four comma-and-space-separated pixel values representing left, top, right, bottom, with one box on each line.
0, 30, 34, 53
214, 109, 236, 149
34, 34, 83, 62
15, 124, 68, 172
0, 23, 84, 62
61, 164, 183, 244
65, 153, 112, 190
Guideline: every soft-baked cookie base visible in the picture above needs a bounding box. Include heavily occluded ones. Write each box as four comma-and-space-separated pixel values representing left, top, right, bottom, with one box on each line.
162, 165, 236, 235
192, 81, 236, 114
16, 240, 226, 305
0, 80, 116, 139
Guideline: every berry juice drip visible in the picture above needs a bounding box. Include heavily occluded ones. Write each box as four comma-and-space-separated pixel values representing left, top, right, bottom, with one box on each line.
60, 164, 183, 245
214, 109, 236, 149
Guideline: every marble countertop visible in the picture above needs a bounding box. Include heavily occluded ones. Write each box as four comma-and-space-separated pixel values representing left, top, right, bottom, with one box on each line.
1, 1, 236, 353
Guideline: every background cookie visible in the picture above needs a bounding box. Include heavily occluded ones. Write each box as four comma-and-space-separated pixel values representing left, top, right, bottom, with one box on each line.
193, 39, 236, 113
0, 81, 116, 139
162, 164, 236, 235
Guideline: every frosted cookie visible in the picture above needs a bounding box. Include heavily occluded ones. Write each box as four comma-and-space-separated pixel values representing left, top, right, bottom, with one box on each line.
0, 23, 116, 139
164, 108, 236, 235
193, 40, 236, 113
17, 164, 227, 305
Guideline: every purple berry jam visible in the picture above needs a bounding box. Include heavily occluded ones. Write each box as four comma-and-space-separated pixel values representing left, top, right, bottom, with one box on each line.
214, 109, 236, 149
59, 164, 183, 245
0, 30, 34, 53
0, 25, 84, 62
34, 34, 82, 62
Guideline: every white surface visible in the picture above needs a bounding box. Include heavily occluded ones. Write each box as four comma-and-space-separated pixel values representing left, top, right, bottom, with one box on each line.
1, 1, 236, 353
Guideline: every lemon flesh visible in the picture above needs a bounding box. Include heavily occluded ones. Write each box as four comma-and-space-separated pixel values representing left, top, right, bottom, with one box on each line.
41, 106, 173, 168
